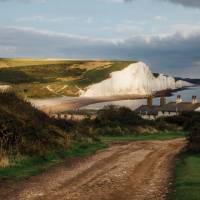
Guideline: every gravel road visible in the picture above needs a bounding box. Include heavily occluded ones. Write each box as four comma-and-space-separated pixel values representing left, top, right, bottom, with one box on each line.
0, 138, 186, 200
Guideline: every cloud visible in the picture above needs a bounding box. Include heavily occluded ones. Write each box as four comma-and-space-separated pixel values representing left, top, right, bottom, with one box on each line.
1, 0, 200, 8
106, 0, 200, 8
0, 0, 47, 3
16, 16, 76, 23
163, 0, 200, 8
101, 22, 143, 34
0, 26, 200, 78
153, 16, 168, 22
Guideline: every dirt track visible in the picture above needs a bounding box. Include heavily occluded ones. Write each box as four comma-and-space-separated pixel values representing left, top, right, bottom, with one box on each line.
0, 138, 186, 200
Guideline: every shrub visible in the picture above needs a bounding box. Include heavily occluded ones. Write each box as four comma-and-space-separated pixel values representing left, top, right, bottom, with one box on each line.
95, 105, 143, 127
188, 124, 200, 152
96, 126, 129, 136
0, 92, 71, 157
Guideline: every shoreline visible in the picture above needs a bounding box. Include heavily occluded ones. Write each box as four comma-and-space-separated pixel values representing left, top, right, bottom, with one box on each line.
30, 86, 198, 114
30, 94, 147, 114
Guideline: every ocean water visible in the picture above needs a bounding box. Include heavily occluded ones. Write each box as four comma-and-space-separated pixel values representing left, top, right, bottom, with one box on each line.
81, 86, 200, 111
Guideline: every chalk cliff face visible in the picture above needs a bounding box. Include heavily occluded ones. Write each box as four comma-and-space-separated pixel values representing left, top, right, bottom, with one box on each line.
80, 62, 192, 97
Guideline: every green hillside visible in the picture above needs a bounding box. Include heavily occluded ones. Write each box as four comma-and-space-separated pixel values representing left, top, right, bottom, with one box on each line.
0, 58, 134, 98
0, 91, 105, 178
0, 92, 73, 166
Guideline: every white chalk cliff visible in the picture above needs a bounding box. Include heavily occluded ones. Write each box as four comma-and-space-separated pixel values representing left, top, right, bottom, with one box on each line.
80, 62, 192, 97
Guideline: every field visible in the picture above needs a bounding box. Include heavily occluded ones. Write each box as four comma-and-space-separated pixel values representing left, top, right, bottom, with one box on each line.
0, 58, 134, 98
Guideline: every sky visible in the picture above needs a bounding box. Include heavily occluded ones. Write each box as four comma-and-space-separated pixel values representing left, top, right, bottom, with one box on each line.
0, 0, 200, 78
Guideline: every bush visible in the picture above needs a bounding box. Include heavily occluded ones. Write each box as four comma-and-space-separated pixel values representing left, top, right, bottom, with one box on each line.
90, 105, 164, 136
183, 112, 200, 131
156, 112, 200, 152
188, 124, 200, 152
95, 126, 129, 136
159, 115, 186, 126
95, 105, 143, 127
0, 92, 72, 157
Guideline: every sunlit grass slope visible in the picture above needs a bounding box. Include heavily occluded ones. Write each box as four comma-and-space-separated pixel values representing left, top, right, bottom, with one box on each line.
0, 58, 135, 98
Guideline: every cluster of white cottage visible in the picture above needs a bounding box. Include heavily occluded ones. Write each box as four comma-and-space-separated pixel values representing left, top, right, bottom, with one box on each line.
135, 95, 200, 120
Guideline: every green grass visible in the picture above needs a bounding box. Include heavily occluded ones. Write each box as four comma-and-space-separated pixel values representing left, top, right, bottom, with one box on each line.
101, 131, 186, 143
169, 152, 200, 200
0, 59, 134, 97
0, 131, 185, 181
0, 58, 80, 68
0, 131, 186, 181
0, 142, 107, 181
69, 61, 134, 87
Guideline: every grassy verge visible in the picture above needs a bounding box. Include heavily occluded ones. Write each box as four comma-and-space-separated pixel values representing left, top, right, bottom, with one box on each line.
0, 131, 185, 181
168, 152, 200, 200
101, 131, 186, 143
0, 142, 107, 181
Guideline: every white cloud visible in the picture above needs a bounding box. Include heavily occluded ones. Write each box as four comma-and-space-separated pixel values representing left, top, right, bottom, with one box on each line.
16, 16, 76, 23
0, 0, 47, 3
153, 16, 168, 22
101, 23, 143, 34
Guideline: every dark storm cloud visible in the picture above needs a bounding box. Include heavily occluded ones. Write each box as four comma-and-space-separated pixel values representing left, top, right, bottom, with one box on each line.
163, 0, 200, 8
0, 26, 200, 78
121, 0, 200, 8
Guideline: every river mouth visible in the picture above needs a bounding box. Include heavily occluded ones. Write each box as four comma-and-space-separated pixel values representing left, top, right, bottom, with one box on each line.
30, 86, 200, 113
80, 86, 200, 111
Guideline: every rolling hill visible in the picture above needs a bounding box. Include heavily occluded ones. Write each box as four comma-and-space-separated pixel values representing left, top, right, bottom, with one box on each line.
0, 58, 134, 98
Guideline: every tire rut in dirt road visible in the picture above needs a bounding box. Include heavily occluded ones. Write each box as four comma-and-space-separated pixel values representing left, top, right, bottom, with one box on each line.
0, 138, 186, 200
108, 139, 186, 200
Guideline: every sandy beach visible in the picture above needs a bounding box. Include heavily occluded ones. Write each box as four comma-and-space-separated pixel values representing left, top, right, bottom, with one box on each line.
30, 94, 148, 114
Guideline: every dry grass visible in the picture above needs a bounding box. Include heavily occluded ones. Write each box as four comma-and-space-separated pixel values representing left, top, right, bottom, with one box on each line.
0, 148, 11, 168
0, 156, 10, 168
0, 58, 69, 69
70, 61, 112, 70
